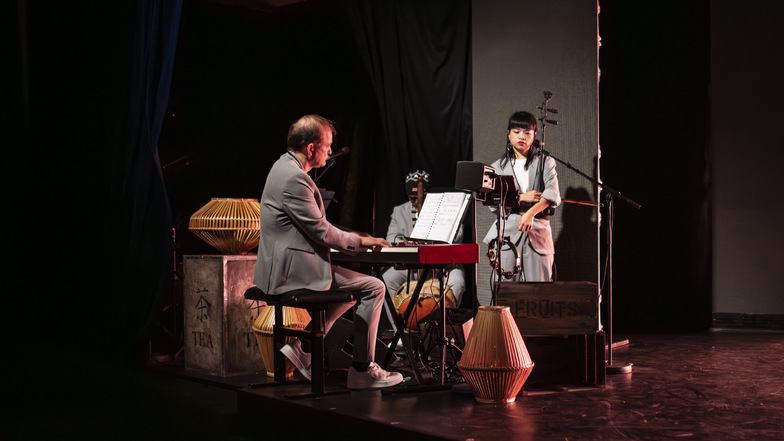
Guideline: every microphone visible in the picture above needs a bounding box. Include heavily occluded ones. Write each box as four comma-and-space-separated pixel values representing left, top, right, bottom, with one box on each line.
531, 139, 542, 153
328, 146, 350, 160
532, 140, 551, 156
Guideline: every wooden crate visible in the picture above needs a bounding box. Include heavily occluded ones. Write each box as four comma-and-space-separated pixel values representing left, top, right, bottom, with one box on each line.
495, 281, 599, 335
183, 255, 265, 377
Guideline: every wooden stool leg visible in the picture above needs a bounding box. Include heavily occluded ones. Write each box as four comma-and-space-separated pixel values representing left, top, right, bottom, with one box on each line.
282, 307, 349, 399
273, 306, 287, 383
310, 309, 325, 394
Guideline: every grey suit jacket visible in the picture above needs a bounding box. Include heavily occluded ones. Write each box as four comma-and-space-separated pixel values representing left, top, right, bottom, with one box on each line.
253, 152, 361, 294
482, 154, 561, 254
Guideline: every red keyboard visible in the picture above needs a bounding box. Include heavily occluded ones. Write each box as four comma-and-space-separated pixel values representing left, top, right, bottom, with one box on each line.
330, 243, 479, 266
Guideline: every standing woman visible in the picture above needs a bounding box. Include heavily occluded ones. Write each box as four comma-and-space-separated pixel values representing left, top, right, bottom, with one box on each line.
483, 111, 561, 282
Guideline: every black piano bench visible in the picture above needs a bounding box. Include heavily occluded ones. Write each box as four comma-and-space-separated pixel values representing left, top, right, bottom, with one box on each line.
244, 286, 355, 399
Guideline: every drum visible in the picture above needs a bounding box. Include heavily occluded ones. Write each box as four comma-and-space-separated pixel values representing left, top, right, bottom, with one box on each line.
394, 280, 455, 330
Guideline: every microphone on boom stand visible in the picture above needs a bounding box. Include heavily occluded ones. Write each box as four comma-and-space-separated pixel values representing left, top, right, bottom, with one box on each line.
315, 146, 350, 183
328, 146, 350, 161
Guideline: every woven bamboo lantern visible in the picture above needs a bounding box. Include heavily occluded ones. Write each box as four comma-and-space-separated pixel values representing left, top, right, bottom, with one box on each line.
458, 306, 534, 403
189, 198, 260, 255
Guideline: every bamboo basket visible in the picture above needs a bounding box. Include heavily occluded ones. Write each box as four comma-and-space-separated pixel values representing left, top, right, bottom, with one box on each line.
189, 198, 260, 255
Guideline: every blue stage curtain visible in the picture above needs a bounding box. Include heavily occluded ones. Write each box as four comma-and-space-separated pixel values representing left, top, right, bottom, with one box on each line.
119, 0, 182, 355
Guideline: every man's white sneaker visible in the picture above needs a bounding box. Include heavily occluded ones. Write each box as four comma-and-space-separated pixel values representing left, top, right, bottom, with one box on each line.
280, 339, 311, 381
347, 362, 404, 390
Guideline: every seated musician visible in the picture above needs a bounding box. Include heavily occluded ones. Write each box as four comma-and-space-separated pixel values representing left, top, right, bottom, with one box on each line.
381, 170, 466, 308
253, 114, 403, 390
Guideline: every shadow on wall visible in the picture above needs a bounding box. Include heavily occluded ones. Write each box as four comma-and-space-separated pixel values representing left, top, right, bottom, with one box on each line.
553, 186, 599, 283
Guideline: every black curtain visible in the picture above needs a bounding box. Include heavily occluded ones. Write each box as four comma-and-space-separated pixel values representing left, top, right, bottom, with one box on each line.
6, 1, 183, 429
8, 0, 182, 365
345, 0, 473, 236
117, 0, 183, 356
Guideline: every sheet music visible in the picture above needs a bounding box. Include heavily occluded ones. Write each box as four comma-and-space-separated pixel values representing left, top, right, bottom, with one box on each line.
408, 192, 471, 244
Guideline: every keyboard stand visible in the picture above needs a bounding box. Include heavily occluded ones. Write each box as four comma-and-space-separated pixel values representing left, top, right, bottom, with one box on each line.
417, 275, 464, 382
381, 273, 428, 385
380, 267, 460, 394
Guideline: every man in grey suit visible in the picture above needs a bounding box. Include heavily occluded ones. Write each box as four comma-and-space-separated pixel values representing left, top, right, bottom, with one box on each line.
253, 114, 403, 390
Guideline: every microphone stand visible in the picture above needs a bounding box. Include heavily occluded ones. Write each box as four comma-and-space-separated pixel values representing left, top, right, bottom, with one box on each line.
491, 194, 504, 306
490, 176, 515, 306
158, 152, 198, 360
535, 143, 640, 374
313, 158, 336, 184
314, 148, 349, 183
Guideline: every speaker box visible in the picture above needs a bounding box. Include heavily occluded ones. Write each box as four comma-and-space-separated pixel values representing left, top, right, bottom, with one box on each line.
523, 331, 605, 387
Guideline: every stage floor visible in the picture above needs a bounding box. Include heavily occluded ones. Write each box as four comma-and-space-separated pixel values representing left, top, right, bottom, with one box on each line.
163, 331, 784, 440
8, 331, 784, 440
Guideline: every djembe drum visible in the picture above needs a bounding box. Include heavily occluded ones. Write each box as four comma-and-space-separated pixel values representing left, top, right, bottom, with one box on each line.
394, 279, 455, 331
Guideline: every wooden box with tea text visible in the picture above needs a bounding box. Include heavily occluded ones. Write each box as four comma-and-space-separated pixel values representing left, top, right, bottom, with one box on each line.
183, 255, 264, 376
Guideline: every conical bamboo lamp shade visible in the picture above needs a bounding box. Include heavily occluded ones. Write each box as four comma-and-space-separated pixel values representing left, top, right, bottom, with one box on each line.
458, 306, 535, 403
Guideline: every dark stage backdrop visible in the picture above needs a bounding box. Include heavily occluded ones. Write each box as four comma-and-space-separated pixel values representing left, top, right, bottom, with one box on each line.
711, 1, 784, 320
8, 1, 183, 362
345, 0, 473, 240
164, 0, 472, 257
598, 0, 712, 332
152, 0, 784, 341
164, 0, 386, 254
165, 0, 475, 307
472, 0, 600, 305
